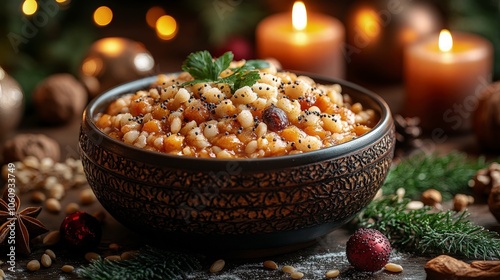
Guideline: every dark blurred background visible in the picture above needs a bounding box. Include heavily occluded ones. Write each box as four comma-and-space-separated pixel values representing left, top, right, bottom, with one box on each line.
1, 0, 499, 106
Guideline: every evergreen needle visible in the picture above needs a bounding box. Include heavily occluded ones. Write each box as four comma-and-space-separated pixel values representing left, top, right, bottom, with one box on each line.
358, 196, 500, 259
382, 152, 489, 200
77, 246, 202, 280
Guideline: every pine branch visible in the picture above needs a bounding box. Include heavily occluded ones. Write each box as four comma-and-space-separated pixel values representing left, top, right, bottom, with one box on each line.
77, 246, 202, 280
358, 196, 500, 260
382, 152, 489, 200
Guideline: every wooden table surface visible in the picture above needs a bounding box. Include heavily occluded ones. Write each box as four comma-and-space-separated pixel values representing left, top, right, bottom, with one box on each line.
2, 81, 499, 279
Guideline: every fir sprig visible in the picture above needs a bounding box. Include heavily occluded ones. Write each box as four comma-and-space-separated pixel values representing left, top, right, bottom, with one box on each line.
382, 152, 489, 200
181, 50, 269, 93
77, 246, 202, 280
358, 196, 500, 259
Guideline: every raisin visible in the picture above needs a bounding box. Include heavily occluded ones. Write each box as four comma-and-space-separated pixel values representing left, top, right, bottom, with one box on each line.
262, 105, 289, 132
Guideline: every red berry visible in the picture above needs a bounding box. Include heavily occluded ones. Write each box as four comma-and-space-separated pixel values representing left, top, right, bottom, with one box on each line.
346, 228, 391, 272
262, 105, 289, 132
60, 211, 102, 249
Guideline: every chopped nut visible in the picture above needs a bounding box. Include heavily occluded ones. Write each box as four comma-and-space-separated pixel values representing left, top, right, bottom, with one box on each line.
421, 189, 442, 206
263, 260, 278, 270
43, 231, 60, 246
325, 269, 340, 278
209, 259, 225, 273
282, 265, 296, 273
61, 265, 74, 273
27, 260, 41, 271
45, 198, 61, 213
384, 263, 403, 273
85, 252, 100, 262
290, 271, 304, 279
41, 253, 52, 268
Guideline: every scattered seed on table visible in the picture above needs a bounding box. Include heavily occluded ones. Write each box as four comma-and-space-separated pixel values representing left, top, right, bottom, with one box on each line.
45, 198, 61, 213
105, 255, 121, 261
282, 265, 295, 273
44, 249, 56, 261
80, 188, 96, 205
325, 269, 340, 278
27, 260, 41, 271
263, 260, 278, 270
109, 243, 120, 251
41, 254, 52, 268
61, 265, 74, 273
85, 252, 100, 262
43, 231, 60, 246
30, 191, 46, 203
209, 259, 225, 273
65, 202, 80, 214
384, 263, 403, 273
120, 250, 138, 260
290, 271, 304, 279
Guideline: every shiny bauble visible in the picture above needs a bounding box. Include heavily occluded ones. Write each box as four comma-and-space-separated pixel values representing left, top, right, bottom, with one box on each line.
0, 67, 24, 140
79, 37, 155, 98
60, 211, 102, 249
346, 0, 443, 82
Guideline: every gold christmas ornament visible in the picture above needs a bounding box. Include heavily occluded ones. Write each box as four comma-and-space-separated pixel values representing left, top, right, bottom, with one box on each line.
79, 37, 155, 98
0, 67, 24, 140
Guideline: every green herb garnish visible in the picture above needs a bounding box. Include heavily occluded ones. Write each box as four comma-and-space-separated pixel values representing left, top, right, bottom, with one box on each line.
181, 50, 269, 92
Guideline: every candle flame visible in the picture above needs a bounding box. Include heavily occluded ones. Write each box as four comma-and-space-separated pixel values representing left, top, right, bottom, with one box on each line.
439, 29, 453, 52
292, 1, 307, 31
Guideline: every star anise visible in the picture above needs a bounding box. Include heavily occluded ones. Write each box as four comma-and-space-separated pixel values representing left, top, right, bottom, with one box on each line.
0, 189, 48, 255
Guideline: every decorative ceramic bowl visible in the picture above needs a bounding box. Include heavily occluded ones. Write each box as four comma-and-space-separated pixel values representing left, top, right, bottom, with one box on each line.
79, 73, 395, 255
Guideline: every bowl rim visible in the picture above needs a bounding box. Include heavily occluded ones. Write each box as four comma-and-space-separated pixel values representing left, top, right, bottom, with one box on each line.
81, 72, 393, 171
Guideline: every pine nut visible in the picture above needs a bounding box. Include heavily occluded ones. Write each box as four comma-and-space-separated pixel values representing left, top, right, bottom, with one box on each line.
120, 251, 138, 261
384, 263, 403, 273
41, 253, 52, 268
282, 265, 295, 273
44, 249, 56, 260
43, 231, 60, 246
105, 255, 121, 261
263, 260, 278, 270
85, 252, 100, 262
27, 260, 41, 271
209, 259, 225, 273
30, 191, 46, 203
0, 269, 5, 278
45, 198, 61, 213
325, 269, 340, 278
80, 188, 96, 205
61, 265, 74, 273
65, 202, 80, 214
290, 271, 304, 279
109, 243, 120, 251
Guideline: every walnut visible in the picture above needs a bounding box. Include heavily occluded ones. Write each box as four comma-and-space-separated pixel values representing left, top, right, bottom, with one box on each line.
425, 255, 500, 280
473, 81, 500, 152
421, 189, 442, 207
469, 162, 500, 202
2, 134, 60, 163
33, 74, 87, 124
488, 184, 500, 223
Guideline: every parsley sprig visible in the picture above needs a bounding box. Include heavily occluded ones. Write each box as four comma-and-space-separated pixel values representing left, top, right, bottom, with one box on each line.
181, 50, 269, 93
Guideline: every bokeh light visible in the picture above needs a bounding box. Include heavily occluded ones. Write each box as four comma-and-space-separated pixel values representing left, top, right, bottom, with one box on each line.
22, 0, 38, 16
146, 6, 165, 29
93, 6, 113, 27
156, 15, 178, 40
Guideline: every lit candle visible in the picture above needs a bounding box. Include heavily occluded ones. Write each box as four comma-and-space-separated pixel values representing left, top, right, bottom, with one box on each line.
404, 29, 493, 133
256, 1, 345, 78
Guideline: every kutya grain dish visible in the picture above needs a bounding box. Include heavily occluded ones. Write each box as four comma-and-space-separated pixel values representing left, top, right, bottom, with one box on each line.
95, 51, 379, 158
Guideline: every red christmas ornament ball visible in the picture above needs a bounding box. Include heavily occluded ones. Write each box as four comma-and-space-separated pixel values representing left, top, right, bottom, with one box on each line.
346, 228, 391, 272
60, 211, 102, 249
